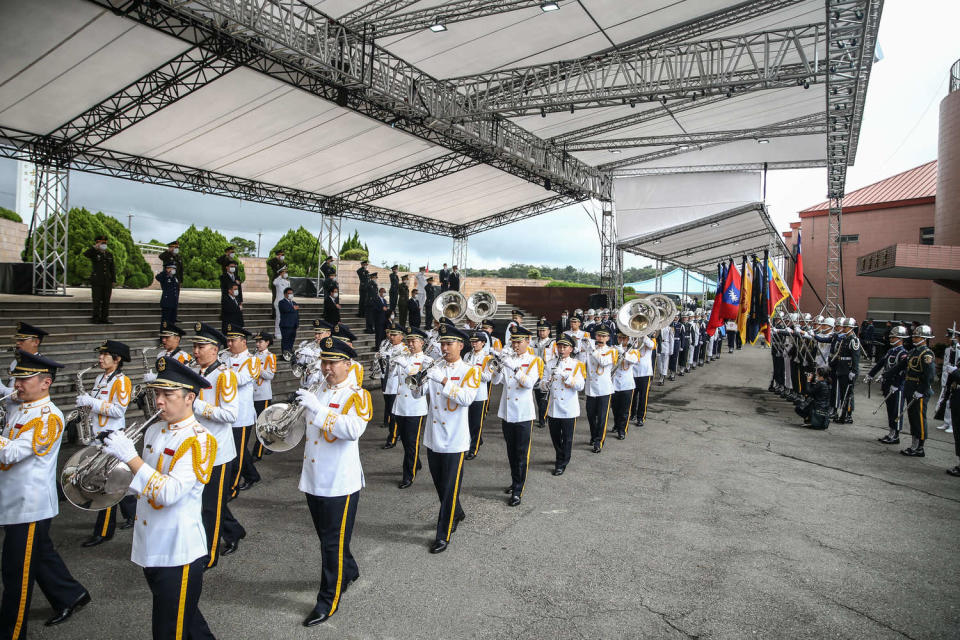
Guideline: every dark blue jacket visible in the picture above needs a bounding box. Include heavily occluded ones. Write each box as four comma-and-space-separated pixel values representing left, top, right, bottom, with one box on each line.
279, 298, 299, 330
156, 272, 180, 308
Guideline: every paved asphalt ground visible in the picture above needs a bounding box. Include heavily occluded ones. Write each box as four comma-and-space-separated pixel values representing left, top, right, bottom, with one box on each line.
27, 346, 960, 640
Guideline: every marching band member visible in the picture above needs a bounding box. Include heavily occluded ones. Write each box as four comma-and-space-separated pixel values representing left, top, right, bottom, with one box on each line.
493, 326, 543, 507
0, 322, 48, 402
294, 338, 370, 626
610, 333, 640, 440
584, 326, 616, 453
379, 323, 409, 445
0, 351, 90, 638
531, 320, 555, 429
252, 331, 276, 460
417, 324, 480, 554
867, 326, 909, 444
392, 328, 432, 487
332, 323, 365, 387
541, 335, 585, 475
630, 332, 656, 427
564, 315, 588, 363
158, 321, 193, 364
504, 309, 523, 345
480, 319, 503, 351
100, 356, 218, 639
190, 322, 243, 566
464, 332, 493, 460
223, 325, 262, 498
76, 340, 133, 546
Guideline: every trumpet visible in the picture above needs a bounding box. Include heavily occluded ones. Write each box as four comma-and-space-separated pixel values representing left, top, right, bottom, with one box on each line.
404, 359, 439, 391
0, 391, 18, 430
60, 410, 164, 511
488, 351, 518, 376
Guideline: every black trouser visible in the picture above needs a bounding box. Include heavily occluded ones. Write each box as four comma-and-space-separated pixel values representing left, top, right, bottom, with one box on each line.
201, 463, 244, 570
1, 519, 87, 640
398, 300, 408, 328
668, 351, 679, 375
143, 556, 214, 640
253, 400, 270, 459
678, 347, 689, 371
533, 389, 548, 426
792, 360, 804, 396
383, 393, 396, 441
91, 282, 112, 322
467, 399, 487, 456
426, 449, 465, 543
630, 376, 650, 422
280, 326, 296, 354
771, 350, 783, 388
501, 420, 533, 498
389, 290, 398, 313
91, 495, 136, 540
305, 492, 360, 617
951, 395, 960, 457
358, 288, 367, 319
727, 332, 736, 350
611, 389, 634, 436
882, 384, 904, 434
585, 394, 611, 448
396, 415, 425, 484
230, 426, 260, 496
905, 387, 927, 445
548, 417, 575, 470
161, 306, 177, 325
834, 374, 854, 419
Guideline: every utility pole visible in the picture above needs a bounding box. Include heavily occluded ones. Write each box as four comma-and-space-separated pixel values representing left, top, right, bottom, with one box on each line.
256, 231, 262, 257
127, 213, 133, 232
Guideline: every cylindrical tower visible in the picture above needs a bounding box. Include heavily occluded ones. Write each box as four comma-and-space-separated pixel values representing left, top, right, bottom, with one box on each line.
932, 60, 960, 333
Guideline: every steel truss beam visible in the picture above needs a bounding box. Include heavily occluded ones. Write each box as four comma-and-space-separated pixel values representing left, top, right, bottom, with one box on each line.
452, 236, 468, 271
564, 118, 826, 151
599, 201, 621, 307
341, 0, 420, 26
459, 195, 581, 235
49, 42, 245, 148
662, 228, 774, 260
619, 204, 768, 249
370, 0, 548, 38
442, 25, 826, 118
87, 0, 609, 200
317, 214, 342, 294
611, 160, 825, 177
330, 153, 480, 207
30, 163, 70, 296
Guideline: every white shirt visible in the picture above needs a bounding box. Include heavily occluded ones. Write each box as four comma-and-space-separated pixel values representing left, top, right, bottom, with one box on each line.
420, 358, 480, 453
0, 396, 64, 524
225, 351, 260, 427
392, 352, 432, 416
541, 357, 586, 419
632, 337, 656, 377
253, 350, 277, 401
193, 363, 238, 466
129, 414, 214, 567
88, 370, 132, 435
611, 347, 640, 391
494, 351, 543, 422
585, 344, 616, 396
659, 326, 674, 356
299, 379, 370, 497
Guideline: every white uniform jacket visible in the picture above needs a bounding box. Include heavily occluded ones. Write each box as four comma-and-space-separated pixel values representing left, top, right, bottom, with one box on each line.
419, 358, 480, 453
494, 351, 544, 423
463, 350, 493, 403
193, 363, 238, 466
299, 380, 371, 497
659, 326, 674, 356
632, 337, 656, 377
225, 351, 260, 428
130, 414, 215, 567
0, 396, 64, 524
88, 370, 132, 436
541, 357, 585, 419
392, 352, 432, 416
585, 345, 617, 397
532, 337, 557, 363
611, 348, 640, 391
564, 330, 590, 362
379, 342, 408, 394
253, 350, 277, 402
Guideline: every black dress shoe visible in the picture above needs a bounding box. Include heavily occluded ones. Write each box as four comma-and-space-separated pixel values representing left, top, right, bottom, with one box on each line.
341, 575, 358, 594
222, 539, 240, 555
465, 453, 476, 460
237, 479, 257, 491
303, 610, 333, 627
616, 432, 625, 440
503, 486, 512, 494
429, 540, 448, 554
900, 448, 925, 457
398, 480, 412, 489
45, 591, 91, 626
536, 422, 545, 429
81, 535, 111, 547
507, 496, 521, 507
552, 466, 565, 476
947, 466, 960, 477
592, 444, 601, 454
878, 436, 899, 444
635, 419, 644, 427
118, 518, 135, 530
382, 442, 396, 449
451, 513, 465, 533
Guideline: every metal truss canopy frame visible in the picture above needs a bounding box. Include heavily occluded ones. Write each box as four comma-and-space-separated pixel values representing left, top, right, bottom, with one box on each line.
30, 163, 70, 296
452, 236, 468, 271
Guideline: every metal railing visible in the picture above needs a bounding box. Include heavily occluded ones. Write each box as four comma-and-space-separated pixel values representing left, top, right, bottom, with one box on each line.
135, 241, 165, 255
952, 59, 960, 94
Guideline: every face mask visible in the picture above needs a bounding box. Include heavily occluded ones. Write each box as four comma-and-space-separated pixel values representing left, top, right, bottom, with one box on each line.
278, 256, 284, 262
231, 290, 238, 298
168, 269, 176, 275
98, 243, 107, 251
227, 252, 234, 258
172, 248, 179, 255
286, 294, 294, 300
228, 267, 236, 274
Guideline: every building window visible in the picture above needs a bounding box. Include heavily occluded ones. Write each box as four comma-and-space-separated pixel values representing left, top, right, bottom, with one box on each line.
920, 227, 935, 245
839, 234, 859, 243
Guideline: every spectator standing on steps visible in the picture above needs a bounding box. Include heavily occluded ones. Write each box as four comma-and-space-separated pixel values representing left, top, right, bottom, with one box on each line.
357, 260, 370, 320
279, 287, 300, 359
448, 266, 461, 292
156, 263, 180, 324
266, 249, 286, 319
157, 240, 183, 284
398, 274, 410, 328
84, 234, 115, 324
216, 246, 238, 271
219, 261, 243, 303
324, 285, 341, 325
389, 265, 400, 314
408, 290, 422, 329
221, 282, 243, 335
273, 267, 290, 340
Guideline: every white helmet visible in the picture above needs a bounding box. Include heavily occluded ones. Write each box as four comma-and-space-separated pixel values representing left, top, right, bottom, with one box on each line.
890, 325, 909, 340
586, 308, 595, 316
802, 313, 812, 323
814, 315, 825, 325
822, 317, 836, 328
913, 324, 934, 339
788, 312, 800, 323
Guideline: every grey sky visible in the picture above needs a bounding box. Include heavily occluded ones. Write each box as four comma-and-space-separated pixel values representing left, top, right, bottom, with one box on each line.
0, 0, 955, 271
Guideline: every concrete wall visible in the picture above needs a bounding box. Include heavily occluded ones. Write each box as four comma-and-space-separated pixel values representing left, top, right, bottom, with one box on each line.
331, 261, 547, 300
0, 219, 27, 263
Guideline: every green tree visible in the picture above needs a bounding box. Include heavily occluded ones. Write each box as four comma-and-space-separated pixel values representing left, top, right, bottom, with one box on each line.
339, 230, 369, 260
270, 226, 326, 278
176, 225, 244, 288
25, 207, 153, 287
527, 268, 541, 279
0, 206, 22, 223
230, 236, 257, 257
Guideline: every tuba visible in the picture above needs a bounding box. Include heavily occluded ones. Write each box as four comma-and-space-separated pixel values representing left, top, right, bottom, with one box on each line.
60, 410, 164, 511
646, 294, 678, 331
616, 299, 661, 338
433, 291, 467, 323
465, 290, 498, 323
66, 364, 98, 445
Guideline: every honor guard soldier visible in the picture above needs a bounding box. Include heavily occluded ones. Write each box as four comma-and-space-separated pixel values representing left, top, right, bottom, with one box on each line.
222, 325, 261, 498
75, 340, 134, 546
541, 335, 585, 475
895, 325, 936, 457
379, 323, 409, 444
252, 331, 276, 460
464, 332, 494, 459
937, 327, 958, 434
392, 328, 432, 487
830, 318, 860, 423
1, 351, 91, 639
657, 319, 673, 385
630, 333, 656, 426
610, 333, 640, 440
531, 320, 555, 428
492, 326, 543, 507
584, 326, 616, 453
84, 234, 116, 324
99, 356, 218, 639
944, 363, 960, 476
867, 325, 909, 444
668, 315, 683, 380
190, 322, 244, 566
357, 260, 370, 320
292, 338, 370, 626
418, 324, 480, 553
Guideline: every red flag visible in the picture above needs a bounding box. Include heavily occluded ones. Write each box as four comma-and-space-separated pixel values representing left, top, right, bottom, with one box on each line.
707, 260, 742, 336
790, 231, 803, 310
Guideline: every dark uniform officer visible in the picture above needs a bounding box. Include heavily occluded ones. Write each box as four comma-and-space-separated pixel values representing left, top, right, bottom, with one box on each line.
830, 318, 860, 424
895, 325, 936, 457
266, 249, 286, 319
157, 240, 183, 284
364, 273, 380, 334
867, 325, 909, 444
156, 263, 180, 324
388, 265, 400, 314
215, 246, 237, 270
357, 261, 370, 319
944, 365, 960, 476
83, 234, 115, 324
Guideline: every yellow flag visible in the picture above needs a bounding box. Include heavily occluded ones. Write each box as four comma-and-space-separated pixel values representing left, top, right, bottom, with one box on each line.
737, 262, 753, 343
767, 258, 791, 316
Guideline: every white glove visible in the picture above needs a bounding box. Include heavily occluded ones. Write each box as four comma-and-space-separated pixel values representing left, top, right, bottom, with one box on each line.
103, 431, 138, 463
562, 374, 576, 386
426, 367, 446, 384
75, 394, 95, 408
296, 388, 324, 419
143, 371, 157, 382
913, 391, 924, 400
848, 372, 856, 381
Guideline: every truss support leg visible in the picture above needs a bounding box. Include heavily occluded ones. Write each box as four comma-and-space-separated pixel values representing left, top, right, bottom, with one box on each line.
599, 200, 621, 307
655, 259, 662, 294
315, 214, 342, 297
30, 162, 69, 296
825, 199, 842, 315
452, 235, 468, 272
